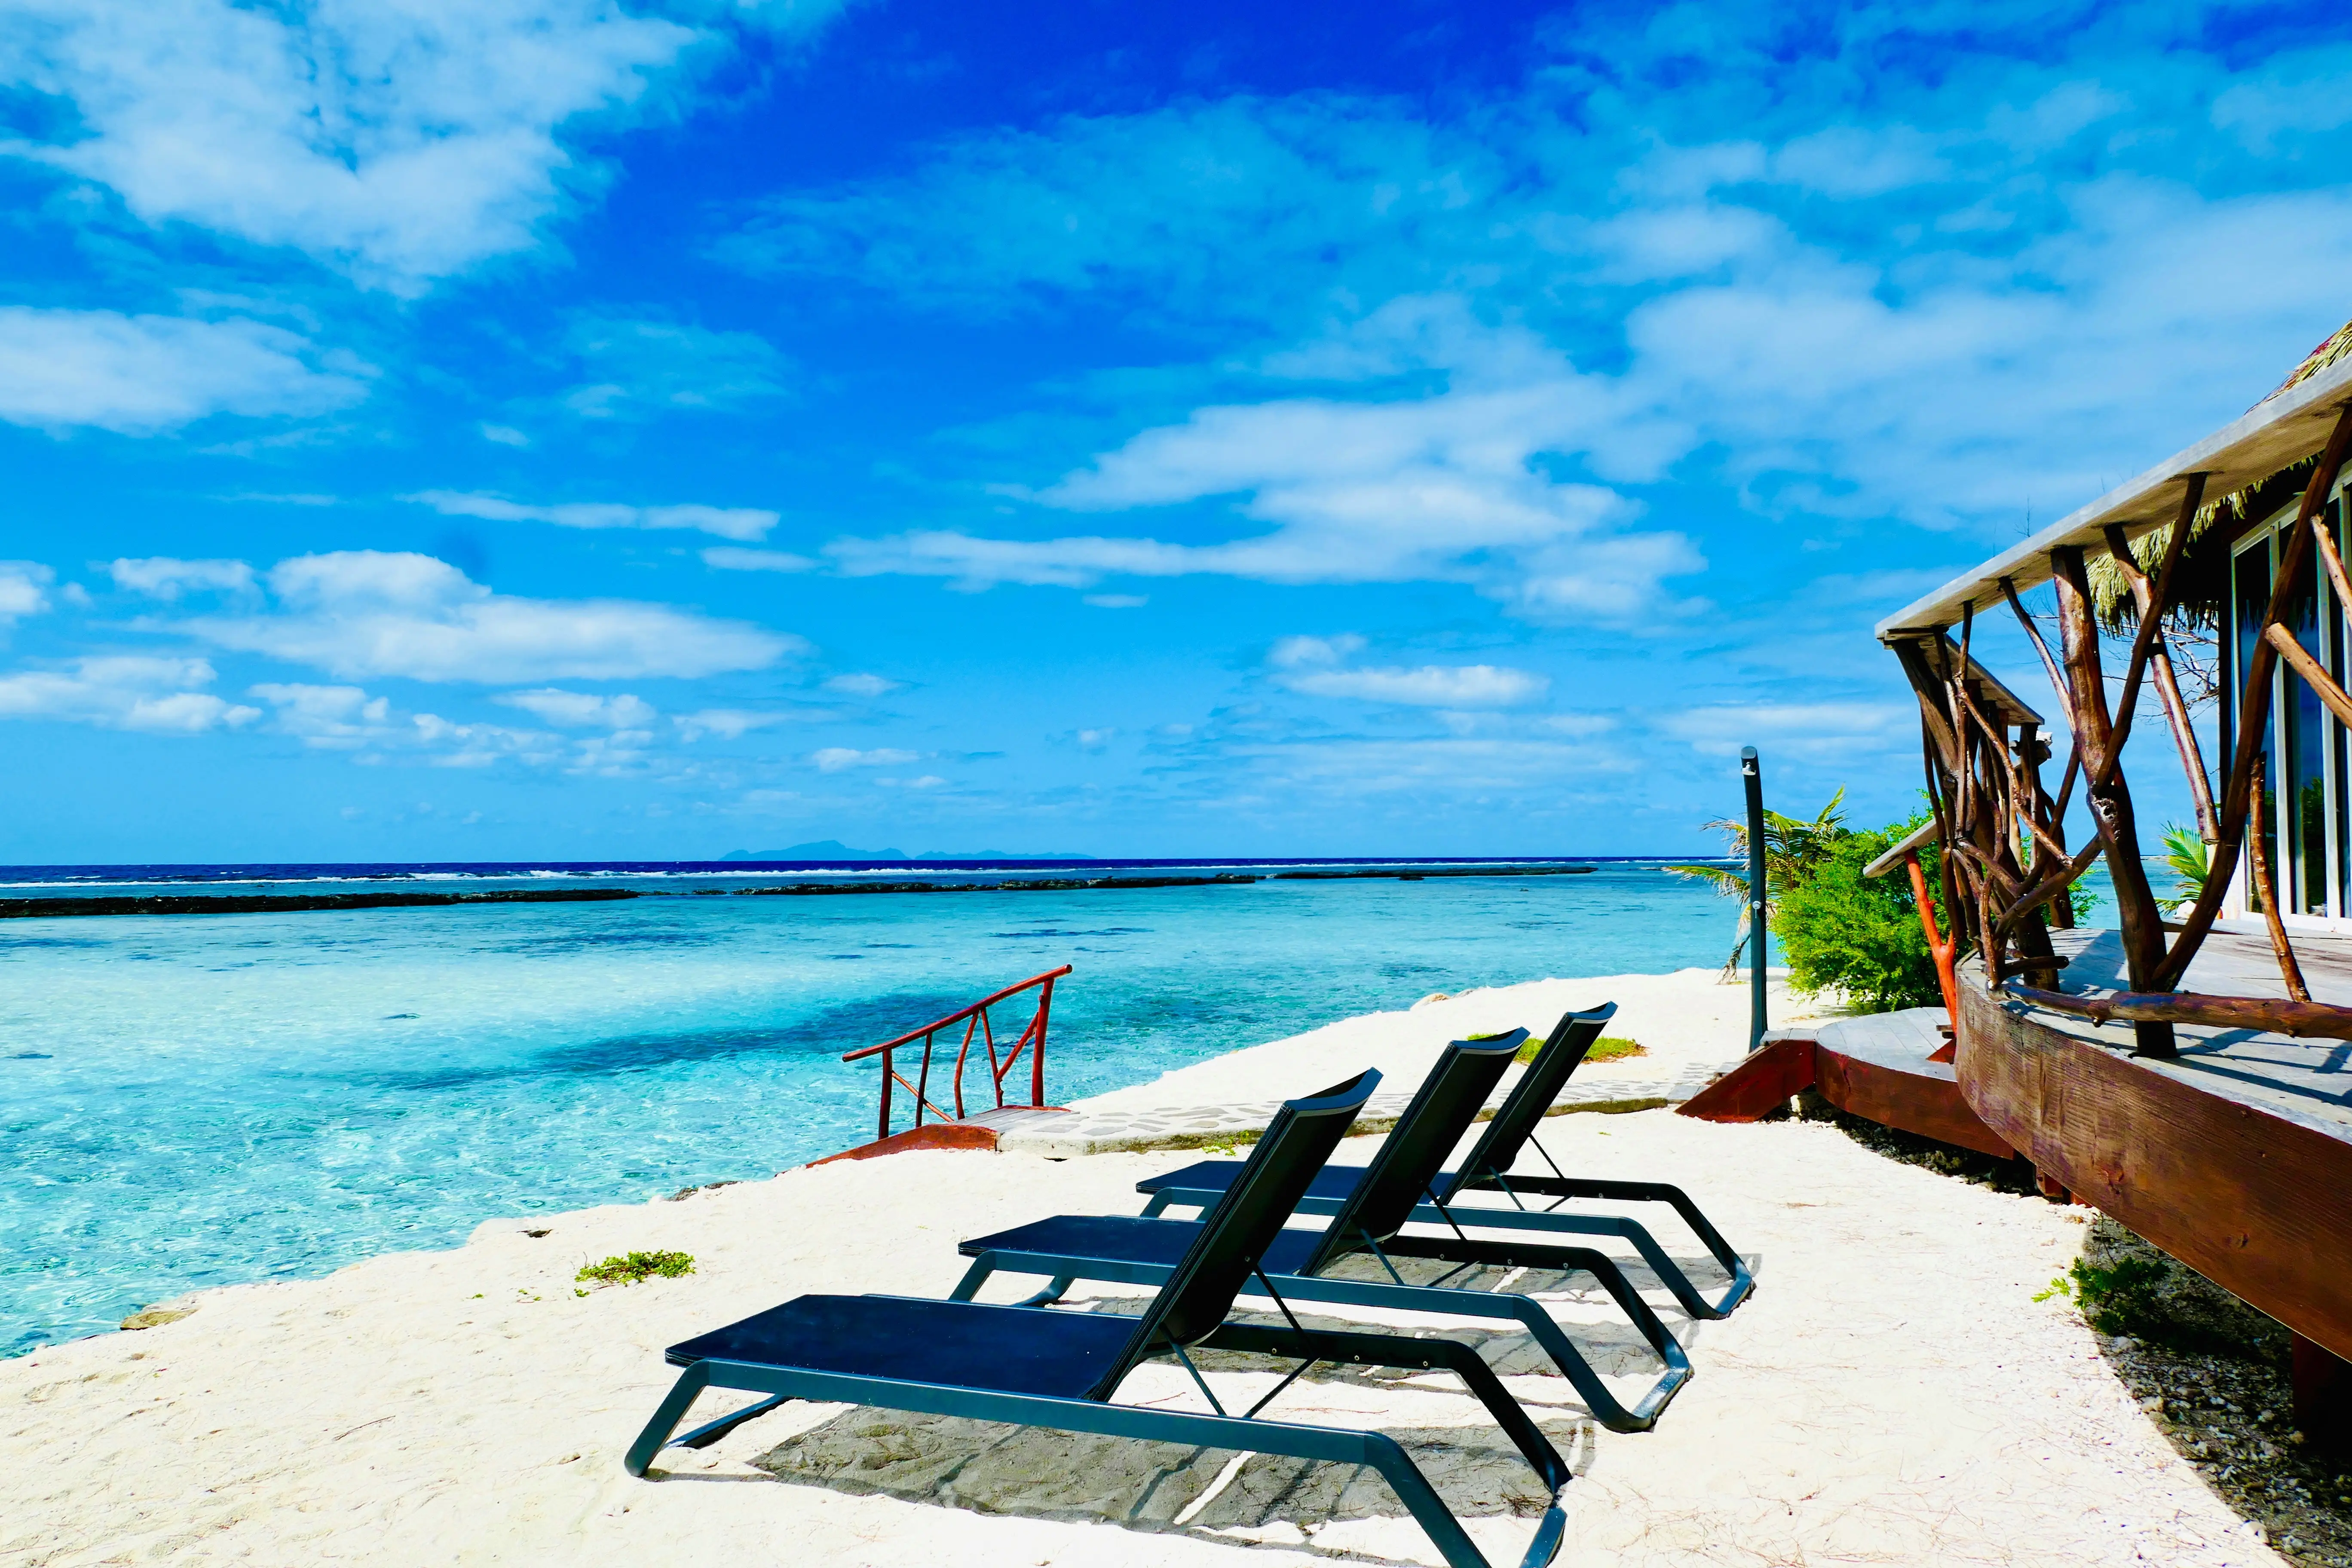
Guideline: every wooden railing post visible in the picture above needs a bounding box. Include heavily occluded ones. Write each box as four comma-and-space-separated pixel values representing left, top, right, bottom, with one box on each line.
1905, 849, 1960, 1019
2052, 543, 2174, 1054
842, 965, 1075, 1140
1032, 975, 1056, 1107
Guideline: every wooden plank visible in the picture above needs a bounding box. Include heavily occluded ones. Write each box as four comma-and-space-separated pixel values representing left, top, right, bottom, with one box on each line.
1814, 1044, 2013, 1160
1959, 976, 2352, 1363
806, 1122, 1001, 1165
1676, 1036, 1816, 1122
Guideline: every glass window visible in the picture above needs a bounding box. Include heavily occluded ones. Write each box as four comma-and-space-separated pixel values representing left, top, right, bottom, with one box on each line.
2287, 530, 2329, 913
2336, 498, 2350, 914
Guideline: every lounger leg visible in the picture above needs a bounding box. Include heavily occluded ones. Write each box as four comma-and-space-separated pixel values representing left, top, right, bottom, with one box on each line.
1360, 1429, 1517, 1568
625, 1363, 715, 1476
1452, 1176, 1755, 1317
1195, 1321, 1565, 1568
628, 1360, 1544, 1568
1203, 1321, 1574, 1492
1258, 1273, 1683, 1432
1386, 1237, 1689, 1372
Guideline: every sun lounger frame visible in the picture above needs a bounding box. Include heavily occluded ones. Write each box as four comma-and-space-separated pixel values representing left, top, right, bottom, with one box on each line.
1139, 1005, 1755, 1319
625, 1069, 1570, 1568
953, 1028, 1690, 1430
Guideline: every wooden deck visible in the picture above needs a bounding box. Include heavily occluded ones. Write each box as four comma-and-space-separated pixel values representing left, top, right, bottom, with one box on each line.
1959, 928, 2352, 1363
1679, 1008, 2012, 1158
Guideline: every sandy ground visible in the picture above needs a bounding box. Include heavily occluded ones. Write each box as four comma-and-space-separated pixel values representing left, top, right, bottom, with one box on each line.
1072, 969, 1820, 1115
0, 972, 2282, 1568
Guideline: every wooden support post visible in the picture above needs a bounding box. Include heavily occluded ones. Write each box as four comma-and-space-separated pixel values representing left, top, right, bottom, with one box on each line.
2052, 545, 2175, 1057
2265, 621, 2352, 731
2248, 756, 2312, 1001
1905, 849, 1960, 1019
2295, 1333, 2352, 1452
2102, 479, 2220, 843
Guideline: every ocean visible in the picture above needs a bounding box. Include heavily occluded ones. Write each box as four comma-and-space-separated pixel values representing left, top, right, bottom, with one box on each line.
0, 856, 1768, 1357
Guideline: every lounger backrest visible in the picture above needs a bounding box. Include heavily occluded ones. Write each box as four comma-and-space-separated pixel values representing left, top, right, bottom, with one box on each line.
1090, 1069, 1379, 1392
1434, 1003, 1615, 1203
1298, 1031, 1524, 1275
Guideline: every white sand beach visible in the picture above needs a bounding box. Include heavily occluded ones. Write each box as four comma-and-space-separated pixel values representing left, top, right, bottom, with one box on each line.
0, 971, 2284, 1567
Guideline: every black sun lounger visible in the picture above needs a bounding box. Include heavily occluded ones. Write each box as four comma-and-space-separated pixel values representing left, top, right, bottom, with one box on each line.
1135, 1004, 1754, 1320
626, 1069, 1574, 1568
954, 1029, 1691, 1432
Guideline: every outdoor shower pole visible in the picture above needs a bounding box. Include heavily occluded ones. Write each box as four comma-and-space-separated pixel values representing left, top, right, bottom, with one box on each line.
1743, 747, 1766, 1053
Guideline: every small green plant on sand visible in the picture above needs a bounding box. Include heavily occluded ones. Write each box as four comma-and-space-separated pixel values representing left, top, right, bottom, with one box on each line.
577, 1250, 695, 1286
1516, 1034, 1644, 1064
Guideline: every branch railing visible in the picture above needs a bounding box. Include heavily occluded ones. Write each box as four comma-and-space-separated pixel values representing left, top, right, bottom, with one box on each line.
1888, 398, 2352, 1053
842, 965, 1071, 1142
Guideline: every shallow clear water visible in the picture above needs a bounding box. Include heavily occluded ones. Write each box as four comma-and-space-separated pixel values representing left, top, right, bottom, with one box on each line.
0, 864, 1770, 1357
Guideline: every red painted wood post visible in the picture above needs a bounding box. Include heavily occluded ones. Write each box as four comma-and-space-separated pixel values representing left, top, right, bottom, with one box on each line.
1031, 975, 1056, 1107
1905, 849, 1960, 1020
876, 1044, 893, 1142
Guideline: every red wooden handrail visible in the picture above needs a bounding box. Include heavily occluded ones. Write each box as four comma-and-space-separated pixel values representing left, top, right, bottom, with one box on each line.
842, 966, 1071, 1141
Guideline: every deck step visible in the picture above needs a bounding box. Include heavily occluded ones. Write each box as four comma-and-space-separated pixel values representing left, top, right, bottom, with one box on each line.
809, 1106, 1073, 1165
1679, 1008, 2012, 1159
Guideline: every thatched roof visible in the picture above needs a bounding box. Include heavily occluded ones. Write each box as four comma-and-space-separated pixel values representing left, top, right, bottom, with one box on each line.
2088, 317, 2352, 631
1878, 315, 2352, 642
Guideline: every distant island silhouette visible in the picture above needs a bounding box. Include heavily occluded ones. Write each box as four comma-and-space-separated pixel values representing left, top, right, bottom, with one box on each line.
720, 841, 1095, 861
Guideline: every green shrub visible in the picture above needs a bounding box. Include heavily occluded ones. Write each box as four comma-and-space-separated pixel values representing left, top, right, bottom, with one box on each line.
577, 1250, 695, 1286
1771, 807, 2097, 1012
1773, 823, 1948, 1011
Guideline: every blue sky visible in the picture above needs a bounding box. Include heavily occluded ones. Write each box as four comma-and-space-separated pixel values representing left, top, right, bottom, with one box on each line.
1, 0, 2348, 863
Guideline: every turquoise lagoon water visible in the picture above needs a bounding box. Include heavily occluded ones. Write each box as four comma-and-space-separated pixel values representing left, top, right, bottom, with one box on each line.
0, 863, 1763, 1357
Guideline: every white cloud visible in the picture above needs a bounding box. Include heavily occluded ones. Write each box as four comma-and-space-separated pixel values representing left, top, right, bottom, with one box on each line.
2212, 46, 2352, 152
410, 712, 560, 768
0, 562, 54, 624
409, 490, 778, 542
184, 550, 800, 683
822, 672, 900, 698
107, 556, 257, 600
561, 315, 790, 418
675, 708, 799, 740
1268, 633, 1549, 708
812, 746, 919, 772
0, 0, 699, 289
0, 655, 258, 732
0, 309, 367, 433
249, 682, 392, 748
1657, 701, 1913, 758
703, 546, 818, 572
480, 423, 530, 447
826, 531, 1192, 588
1223, 734, 1622, 797
1084, 593, 1147, 609
496, 688, 658, 728
823, 299, 1702, 621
